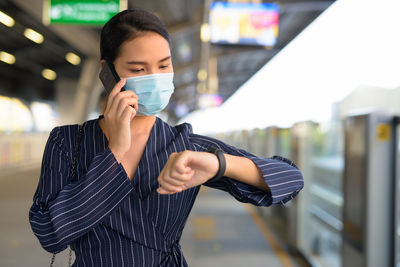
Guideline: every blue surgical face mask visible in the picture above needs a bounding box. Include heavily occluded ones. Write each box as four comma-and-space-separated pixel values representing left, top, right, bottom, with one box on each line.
124, 73, 174, 116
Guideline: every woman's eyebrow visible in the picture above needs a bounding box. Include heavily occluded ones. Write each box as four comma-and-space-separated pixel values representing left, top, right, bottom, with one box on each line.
126, 56, 171, 65
126, 60, 147, 65
158, 56, 171, 63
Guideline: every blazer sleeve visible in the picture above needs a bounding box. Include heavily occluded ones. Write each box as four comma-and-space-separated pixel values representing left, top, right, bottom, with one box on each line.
29, 126, 134, 253
189, 133, 304, 207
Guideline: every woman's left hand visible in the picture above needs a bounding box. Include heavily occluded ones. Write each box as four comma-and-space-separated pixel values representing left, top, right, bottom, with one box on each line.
157, 151, 220, 194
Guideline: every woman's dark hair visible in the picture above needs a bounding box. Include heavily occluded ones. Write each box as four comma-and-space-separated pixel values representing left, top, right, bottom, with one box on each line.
100, 9, 171, 63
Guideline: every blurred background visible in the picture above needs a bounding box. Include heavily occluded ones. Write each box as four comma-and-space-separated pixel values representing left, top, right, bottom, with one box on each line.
0, 0, 399, 266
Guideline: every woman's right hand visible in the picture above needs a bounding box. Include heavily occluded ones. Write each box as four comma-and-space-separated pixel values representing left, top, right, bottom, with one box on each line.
102, 78, 138, 162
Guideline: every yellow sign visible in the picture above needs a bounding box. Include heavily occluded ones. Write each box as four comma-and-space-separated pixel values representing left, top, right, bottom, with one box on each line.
376, 123, 391, 142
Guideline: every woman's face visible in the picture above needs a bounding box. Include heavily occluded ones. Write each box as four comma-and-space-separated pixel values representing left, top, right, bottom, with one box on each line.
113, 31, 173, 78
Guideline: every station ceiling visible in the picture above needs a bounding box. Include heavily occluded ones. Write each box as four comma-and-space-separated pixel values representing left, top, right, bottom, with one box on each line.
0, 0, 334, 122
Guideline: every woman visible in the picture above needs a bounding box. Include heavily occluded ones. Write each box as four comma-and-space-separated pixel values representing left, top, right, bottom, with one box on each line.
29, 9, 304, 267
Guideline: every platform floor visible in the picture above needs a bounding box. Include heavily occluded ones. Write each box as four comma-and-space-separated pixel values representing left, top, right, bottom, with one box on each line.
181, 186, 298, 267
0, 166, 301, 267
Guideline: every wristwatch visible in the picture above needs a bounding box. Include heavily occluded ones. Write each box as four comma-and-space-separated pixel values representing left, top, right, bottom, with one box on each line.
206, 147, 226, 182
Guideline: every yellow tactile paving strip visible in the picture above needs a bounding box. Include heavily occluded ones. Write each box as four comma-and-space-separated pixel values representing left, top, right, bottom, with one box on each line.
190, 185, 295, 267
244, 204, 294, 267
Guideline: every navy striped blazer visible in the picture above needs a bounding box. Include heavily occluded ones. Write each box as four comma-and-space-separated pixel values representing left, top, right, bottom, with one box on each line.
29, 115, 304, 266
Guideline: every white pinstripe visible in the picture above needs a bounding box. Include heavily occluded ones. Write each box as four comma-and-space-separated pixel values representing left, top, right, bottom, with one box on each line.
29, 115, 303, 266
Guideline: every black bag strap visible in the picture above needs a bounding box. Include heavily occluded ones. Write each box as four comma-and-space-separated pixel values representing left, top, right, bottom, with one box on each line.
50, 124, 83, 267
70, 124, 83, 182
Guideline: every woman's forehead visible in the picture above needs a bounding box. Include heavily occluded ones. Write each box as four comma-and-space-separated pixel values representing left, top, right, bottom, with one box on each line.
118, 32, 171, 61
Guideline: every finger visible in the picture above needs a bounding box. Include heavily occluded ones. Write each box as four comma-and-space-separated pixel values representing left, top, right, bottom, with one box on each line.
157, 187, 176, 195
105, 78, 126, 114
158, 172, 184, 192
165, 156, 187, 181
163, 152, 177, 174
116, 98, 138, 117
164, 176, 186, 186
167, 153, 194, 184
112, 85, 138, 101
158, 163, 167, 182
158, 153, 174, 181
157, 153, 180, 191
110, 78, 126, 97
158, 170, 184, 191
171, 151, 192, 175
180, 183, 189, 191
107, 82, 137, 114
118, 90, 138, 100
160, 170, 194, 193
109, 91, 136, 116
157, 163, 170, 186
182, 170, 197, 188
172, 162, 191, 175
159, 182, 183, 193
120, 105, 136, 123
167, 168, 192, 184
159, 169, 187, 187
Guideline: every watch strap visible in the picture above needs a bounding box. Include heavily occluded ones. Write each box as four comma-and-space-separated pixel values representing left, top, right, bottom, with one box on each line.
206, 147, 226, 182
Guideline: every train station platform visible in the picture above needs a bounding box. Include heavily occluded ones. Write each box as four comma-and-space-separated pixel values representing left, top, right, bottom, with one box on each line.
1, 0, 399, 266
0, 166, 304, 267
181, 186, 300, 267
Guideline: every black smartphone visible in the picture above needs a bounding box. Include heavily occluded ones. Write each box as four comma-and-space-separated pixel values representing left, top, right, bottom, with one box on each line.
99, 61, 125, 94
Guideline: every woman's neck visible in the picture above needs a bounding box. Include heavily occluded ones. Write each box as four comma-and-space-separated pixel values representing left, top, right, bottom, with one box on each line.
98, 115, 156, 141
129, 115, 156, 136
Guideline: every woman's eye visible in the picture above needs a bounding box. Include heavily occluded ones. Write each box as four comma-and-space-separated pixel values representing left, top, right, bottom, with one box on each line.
131, 69, 144, 73
159, 65, 169, 69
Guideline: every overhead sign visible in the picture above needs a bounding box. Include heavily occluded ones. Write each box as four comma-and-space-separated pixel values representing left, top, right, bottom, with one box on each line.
43, 0, 127, 25
209, 2, 279, 47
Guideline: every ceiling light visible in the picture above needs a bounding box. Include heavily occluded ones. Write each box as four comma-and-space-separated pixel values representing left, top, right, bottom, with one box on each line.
24, 28, 44, 44
65, 52, 81, 65
42, 68, 56, 80
0, 51, 16, 64
197, 69, 208, 81
0, 11, 15, 27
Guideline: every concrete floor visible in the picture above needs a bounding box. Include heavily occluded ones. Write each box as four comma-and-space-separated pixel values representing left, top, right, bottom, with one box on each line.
0, 166, 296, 267
0, 166, 73, 267
181, 187, 287, 267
